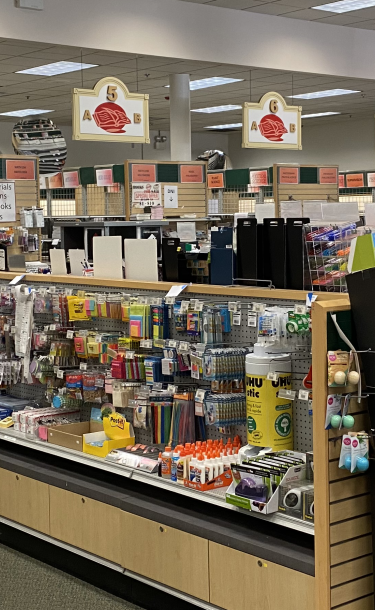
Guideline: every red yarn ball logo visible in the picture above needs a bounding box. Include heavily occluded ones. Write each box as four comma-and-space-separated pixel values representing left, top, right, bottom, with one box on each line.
259, 114, 288, 142
93, 102, 131, 134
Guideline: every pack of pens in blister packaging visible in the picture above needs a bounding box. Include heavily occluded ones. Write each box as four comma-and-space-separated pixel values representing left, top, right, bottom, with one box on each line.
204, 393, 246, 430
202, 347, 248, 382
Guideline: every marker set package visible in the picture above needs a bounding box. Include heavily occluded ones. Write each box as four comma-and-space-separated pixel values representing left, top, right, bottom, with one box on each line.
144, 356, 173, 385
170, 391, 195, 446
150, 389, 173, 444
174, 304, 231, 343
151, 304, 169, 341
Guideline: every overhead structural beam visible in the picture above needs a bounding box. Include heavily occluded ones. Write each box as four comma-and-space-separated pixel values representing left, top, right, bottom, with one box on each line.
1, 0, 374, 81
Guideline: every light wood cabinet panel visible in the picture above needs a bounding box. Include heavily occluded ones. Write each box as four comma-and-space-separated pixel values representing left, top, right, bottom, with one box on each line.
0, 467, 49, 534
209, 541, 315, 610
120, 511, 209, 602
49, 487, 121, 565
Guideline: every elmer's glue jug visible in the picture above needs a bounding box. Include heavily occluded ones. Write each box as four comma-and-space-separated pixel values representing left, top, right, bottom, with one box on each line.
245, 344, 293, 450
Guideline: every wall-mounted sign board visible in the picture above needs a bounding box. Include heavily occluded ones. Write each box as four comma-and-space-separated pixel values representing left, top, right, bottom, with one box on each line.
242, 92, 302, 150
96, 168, 113, 187
279, 167, 299, 184
180, 165, 204, 183
72, 77, 150, 143
319, 168, 337, 185
250, 169, 269, 187
132, 164, 156, 182
63, 171, 80, 188
207, 173, 224, 189
6, 160, 35, 180
345, 173, 364, 188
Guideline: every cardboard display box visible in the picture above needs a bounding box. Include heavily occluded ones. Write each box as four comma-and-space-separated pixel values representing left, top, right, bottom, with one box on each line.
48, 421, 103, 452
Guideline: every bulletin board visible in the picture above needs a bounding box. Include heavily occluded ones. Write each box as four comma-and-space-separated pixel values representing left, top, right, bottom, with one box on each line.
124, 159, 208, 220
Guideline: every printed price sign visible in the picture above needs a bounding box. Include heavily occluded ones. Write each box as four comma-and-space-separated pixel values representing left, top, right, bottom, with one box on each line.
248, 313, 257, 327
267, 372, 279, 381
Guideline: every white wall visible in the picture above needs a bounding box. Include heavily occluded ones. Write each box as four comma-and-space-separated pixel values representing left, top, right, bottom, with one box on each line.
228, 116, 375, 172
2, 0, 375, 80
0, 121, 229, 167
3, 115, 373, 172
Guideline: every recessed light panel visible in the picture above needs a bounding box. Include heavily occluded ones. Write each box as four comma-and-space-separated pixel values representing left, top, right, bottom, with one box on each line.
205, 123, 243, 129
313, 0, 375, 12
17, 61, 98, 76
192, 104, 242, 113
0, 109, 53, 117
288, 89, 360, 99
301, 112, 341, 118
166, 77, 244, 91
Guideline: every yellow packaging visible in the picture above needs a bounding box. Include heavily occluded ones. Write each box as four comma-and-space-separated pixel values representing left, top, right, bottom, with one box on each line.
67, 296, 90, 321
246, 373, 293, 450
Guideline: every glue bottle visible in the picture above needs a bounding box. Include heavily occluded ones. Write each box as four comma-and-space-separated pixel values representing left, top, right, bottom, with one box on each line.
161, 447, 172, 479
195, 453, 205, 484
177, 450, 187, 484
171, 445, 183, 482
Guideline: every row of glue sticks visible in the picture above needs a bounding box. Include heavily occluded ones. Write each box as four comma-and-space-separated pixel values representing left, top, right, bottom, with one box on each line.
159, 437, 242, 485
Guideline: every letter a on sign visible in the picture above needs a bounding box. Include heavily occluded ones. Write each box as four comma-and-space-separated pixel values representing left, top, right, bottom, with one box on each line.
83, 110, 92, 121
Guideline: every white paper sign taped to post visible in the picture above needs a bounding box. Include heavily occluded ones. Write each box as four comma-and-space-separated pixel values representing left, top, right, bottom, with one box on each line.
164, 185, 178, 209
0, 181, 16, 222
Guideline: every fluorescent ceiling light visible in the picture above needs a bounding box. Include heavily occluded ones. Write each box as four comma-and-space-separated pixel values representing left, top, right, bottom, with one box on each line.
205, 123, 243, 130
301, 112, 341, 118
17, 61, 98, 76
192, 104, 242, 113
0, 109, 53, 117
288, 89, 360, 99
313, 0, 375, 12
166, 77, 244, 91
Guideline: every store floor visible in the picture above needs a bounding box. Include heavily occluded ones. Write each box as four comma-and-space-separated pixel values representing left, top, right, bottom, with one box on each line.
0, 543, 143, 610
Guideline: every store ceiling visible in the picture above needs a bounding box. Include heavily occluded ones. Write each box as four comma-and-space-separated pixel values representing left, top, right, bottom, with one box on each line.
0, 39, 374, 131
177, 0, 375, 29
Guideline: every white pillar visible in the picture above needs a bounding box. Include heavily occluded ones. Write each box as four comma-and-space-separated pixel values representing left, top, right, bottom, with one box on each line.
169, 73, 191, 161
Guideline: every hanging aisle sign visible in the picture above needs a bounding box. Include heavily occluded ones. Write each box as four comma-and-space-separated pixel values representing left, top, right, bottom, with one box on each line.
242, 92, 302, 150
72, 77, 150, 143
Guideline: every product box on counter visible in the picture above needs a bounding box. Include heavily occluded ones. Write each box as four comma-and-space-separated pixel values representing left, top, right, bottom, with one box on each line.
226, 453, 306, 514
184, 470, 233, 492
48, 421, 104, 452
83, 413, 135, 458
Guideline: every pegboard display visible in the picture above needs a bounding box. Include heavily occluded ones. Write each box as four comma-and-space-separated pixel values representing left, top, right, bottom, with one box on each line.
1, 279, 313, 452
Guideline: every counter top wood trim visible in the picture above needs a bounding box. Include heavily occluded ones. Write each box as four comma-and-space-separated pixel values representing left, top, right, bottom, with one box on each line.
0, 272, 348, 302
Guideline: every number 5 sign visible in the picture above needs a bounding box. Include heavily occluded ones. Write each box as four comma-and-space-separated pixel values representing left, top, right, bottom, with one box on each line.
242, 91, 302, 150
73, 77, 150, 143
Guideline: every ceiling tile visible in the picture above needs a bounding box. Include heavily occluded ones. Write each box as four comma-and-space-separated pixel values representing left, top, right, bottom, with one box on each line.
349, 19, 375, 28
205, 0, 264, 7
313, 14, 364, 24
281, 7, 329, 18
244, 3, 303, 13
